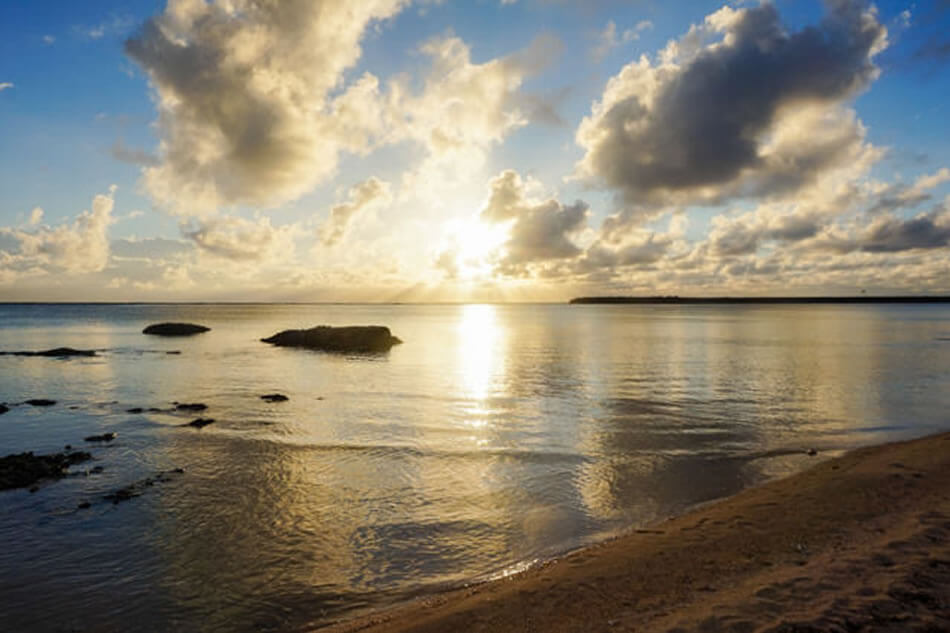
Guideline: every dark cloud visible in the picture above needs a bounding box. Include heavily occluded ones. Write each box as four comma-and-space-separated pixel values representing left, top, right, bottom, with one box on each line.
576, 1, 886, 205
480, 170, 589, 273
860, 213, 950, 252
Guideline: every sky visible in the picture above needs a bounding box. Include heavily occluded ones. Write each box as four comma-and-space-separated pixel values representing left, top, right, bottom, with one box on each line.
0, 0, 948, 302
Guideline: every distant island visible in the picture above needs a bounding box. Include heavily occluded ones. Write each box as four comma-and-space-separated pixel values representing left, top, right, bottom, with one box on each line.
570, 296, 950, 304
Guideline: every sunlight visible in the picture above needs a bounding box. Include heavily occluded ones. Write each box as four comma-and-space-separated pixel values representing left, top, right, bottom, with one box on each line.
444, 218, 510, 280
456, 304, 505, 420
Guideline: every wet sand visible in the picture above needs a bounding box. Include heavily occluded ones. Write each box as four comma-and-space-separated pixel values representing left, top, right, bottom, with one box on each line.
321, 432, 950, 632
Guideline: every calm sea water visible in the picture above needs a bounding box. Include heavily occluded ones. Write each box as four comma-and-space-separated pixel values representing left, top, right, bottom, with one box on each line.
1, 303, 949, 631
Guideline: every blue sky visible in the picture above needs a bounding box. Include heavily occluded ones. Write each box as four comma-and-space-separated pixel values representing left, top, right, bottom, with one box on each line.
0, 0, 948, 301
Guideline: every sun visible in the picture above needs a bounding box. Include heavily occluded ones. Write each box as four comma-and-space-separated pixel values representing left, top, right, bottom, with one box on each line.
443, 217, 510, 280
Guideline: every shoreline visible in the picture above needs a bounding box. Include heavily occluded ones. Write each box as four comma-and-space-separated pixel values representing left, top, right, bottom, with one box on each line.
319, 432, 950, 632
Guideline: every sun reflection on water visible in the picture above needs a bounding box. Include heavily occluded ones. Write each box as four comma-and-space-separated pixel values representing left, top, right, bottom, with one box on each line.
456, 304, 506, 429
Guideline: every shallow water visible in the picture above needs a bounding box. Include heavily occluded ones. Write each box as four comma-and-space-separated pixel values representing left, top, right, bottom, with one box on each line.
1, 303, 948, 631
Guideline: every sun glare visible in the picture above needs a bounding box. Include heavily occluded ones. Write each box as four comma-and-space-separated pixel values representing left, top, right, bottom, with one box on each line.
444, 218, 509, 280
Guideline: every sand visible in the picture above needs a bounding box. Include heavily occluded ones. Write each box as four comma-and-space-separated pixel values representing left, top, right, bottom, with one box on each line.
320, 432, 950, 632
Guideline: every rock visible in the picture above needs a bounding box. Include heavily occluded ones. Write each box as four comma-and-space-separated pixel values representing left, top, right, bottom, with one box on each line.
0, 347, 96, 357
185, 418, 215, 428
105, 468, 184, 504
0, 404, 8, 415
261, 325, 402, 353
142, 322, 210, 336
175, 403, 207, 412
261, 393, 289, 402
127, 407, 144, 414
0, 450, 93, 491
77, 501, 91, 509
24, 399, 56, 407
84, 433, 117, 443
807, 448, 818, 456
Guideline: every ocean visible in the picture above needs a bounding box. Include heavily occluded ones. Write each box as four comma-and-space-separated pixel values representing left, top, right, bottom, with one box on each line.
1, 302, 948, 632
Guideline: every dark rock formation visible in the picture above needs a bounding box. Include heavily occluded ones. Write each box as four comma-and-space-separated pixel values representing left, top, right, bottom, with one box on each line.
84, 433, 117, 443
0, 347, 96, 357
127, 407, 144, 414
184, 418, 215, 428
175, 403, 207, 412
261, 325, 402, 353
24, 399, 56, 407
105, 468, 185, 504
261, 393, 289, 402
0, 450, 92, 490
0, 404, 8, 415
142, 322, 210, 336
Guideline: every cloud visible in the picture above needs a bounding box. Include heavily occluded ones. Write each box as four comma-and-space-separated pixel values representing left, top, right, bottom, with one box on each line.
180, 214, 298, 262
396, 34, 562, 169
78, 14, 136, 40
481, 170, 589, 272
111, 236, 192, 260
592, 19, 653, 61
859, 210, 950, 253
110, 139, 159, 167
28, 208, 44, 226
321, 178, 392, 247
866, 167, 950, 215
0, 83, 13, 92
43, 35, 55, 45
0, 187, 117, 276
125, 0, 408, 215
575, 1, 887, 210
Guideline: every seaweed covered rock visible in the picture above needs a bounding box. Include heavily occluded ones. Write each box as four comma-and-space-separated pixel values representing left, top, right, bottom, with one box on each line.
175, 403, 207, 412
0, 450, 92, 490
24, 399, 56, 407
0, 347, 96, 357
142, 322, 210, 337
261, 326, 401, 353
184, 418, 215, 429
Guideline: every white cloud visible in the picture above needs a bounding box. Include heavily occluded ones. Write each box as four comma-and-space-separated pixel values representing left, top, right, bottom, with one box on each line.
43, 35, 55, 45
0, 83, 13, 92
180, 214, 299, 263
321, 178, 393, 247
0, 187, 117, 277
592, 19, 653, 61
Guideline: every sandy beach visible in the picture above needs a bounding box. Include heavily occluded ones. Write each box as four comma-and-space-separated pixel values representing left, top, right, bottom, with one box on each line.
323, 432, 950, 633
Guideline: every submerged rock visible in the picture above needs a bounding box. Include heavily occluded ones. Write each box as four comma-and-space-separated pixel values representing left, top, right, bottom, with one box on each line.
142, 322, 210, 337
24, 399, 56, 407
0, 347, 96, 358
84, 432, 117, 443
261, 325, 402, 353
184, 418, 215, 428
105, 468, 184, 504
261, 393, 289, 402
0, 450, 93, 491
175, 403, 208, 412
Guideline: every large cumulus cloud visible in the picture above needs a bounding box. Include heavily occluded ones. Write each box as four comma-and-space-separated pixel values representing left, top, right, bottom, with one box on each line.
125, 0, 407, 214
575, 1, 887, 209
